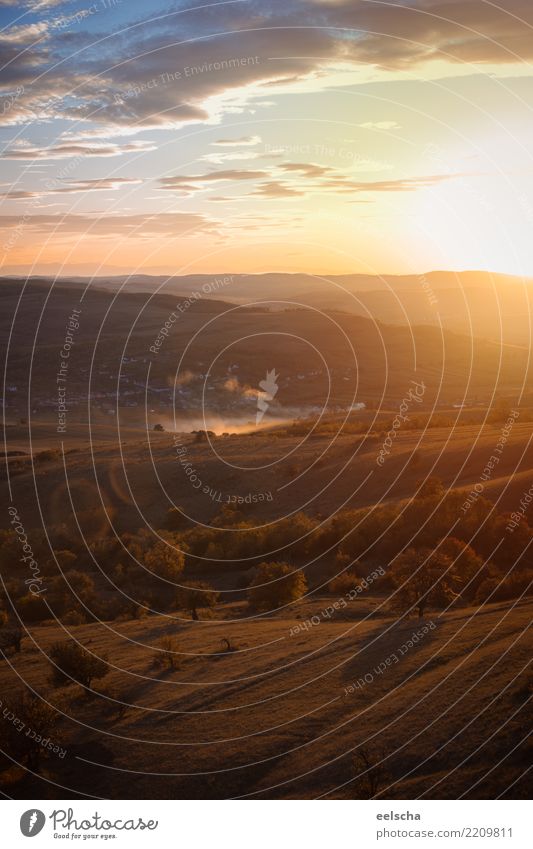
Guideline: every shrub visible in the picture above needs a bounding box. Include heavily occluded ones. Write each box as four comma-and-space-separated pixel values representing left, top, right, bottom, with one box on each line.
154, 636, 180, 670
475, 571, 533, 604
0, 626, 22, 654
16, 593, 49, 624
143, 539, 185, 583
49, 569, 95, 615
62, 609, 87, 626
0, 689, 61, 771
35, 449, 60, 464
49, 640, 109, 691
247, 562, 307, 612
327, 570, 359, 595
193, 429, 215, 442
175, 581, 219, 620
165, 506, 189, 531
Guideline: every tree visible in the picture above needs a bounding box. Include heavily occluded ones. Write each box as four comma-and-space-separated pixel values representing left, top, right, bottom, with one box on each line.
390, 547, 460, 618
439, 537, 484, 601
0, 626, 22, 653
352, 747, 390, 799
49, 641, 109, 691
16, 593, 48, 623
417, 477, 445, 500
247, 562, 307, 612
143, 539, 185, 583
176, 581, 219, 620
0, 690, 60, 772
49, 570, 95, 615
165, 506, 189, 531
193, 429, 215, 442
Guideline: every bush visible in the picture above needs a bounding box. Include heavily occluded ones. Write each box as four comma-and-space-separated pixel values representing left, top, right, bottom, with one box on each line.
327, 570, 359, 595
0, 626, 22, 654
49, 569, 95, 615
154, 636, 180, 670
35, 449, 60, 464
0, 689, 62, 771
49, 640, 109, 691
475, 570, 533, 604
62, 609, 87, 626
16, 593, 49, 624
175, 581, 219, 620
247, 562, 307, 612
143, 539, 185, 583
165, 506, 189, 531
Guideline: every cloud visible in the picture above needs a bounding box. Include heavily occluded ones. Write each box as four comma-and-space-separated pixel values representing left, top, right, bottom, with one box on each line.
0, 211, 218, 237
194, 158, 457, 201
59, 177, 142, 191
0, 0, 65, 6
158, 169, 269, 195
359, 121, 401, 130
0, 190, 40, 199
0, 22, 49, 45
3, 1, 533, 137
279, 162, 333, 178
213, 135, 262, 146
201, 150, 267, 165
1, 141, 156, 159
0, 177, 141, 200
251, 181, 305, 198
320, 174, 462, 193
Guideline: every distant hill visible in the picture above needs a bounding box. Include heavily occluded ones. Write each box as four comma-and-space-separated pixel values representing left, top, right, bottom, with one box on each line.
1, 278, 530, 432
3, 270, 533, 344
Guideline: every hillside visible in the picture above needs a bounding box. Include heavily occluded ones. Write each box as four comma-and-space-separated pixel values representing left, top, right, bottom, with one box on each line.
1, 598, 530, 799
5, 270, 533, 345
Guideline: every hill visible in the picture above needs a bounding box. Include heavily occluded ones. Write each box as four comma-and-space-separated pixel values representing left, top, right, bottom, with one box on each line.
1, 598, 530, 799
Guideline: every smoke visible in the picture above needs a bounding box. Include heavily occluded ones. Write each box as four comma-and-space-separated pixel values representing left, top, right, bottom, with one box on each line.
154, 413, 290, 435
223, 376, 240, 393
173, 370, 198, 388
223, 375, 267, 401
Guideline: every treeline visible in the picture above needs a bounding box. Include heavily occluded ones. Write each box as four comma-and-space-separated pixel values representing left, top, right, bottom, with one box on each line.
0, 478, 531, 625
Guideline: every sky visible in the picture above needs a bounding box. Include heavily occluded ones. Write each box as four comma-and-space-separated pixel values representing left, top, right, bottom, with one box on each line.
1, 0, 533, 277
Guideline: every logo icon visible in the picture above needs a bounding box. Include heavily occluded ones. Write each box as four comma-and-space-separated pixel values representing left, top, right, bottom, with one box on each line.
256, 369, 279, 425
20, 810, 46, 837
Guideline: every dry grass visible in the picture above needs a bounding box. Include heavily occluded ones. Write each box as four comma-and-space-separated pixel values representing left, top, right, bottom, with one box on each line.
1, 598, 530, 799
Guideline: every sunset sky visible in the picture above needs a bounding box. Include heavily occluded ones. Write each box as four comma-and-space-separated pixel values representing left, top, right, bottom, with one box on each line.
2, 0, 533, 277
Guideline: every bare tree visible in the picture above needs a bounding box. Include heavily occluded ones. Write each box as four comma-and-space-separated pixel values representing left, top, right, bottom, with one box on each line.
352, 747, 390, 798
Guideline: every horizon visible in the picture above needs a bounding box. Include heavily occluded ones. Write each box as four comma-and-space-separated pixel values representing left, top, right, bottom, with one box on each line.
3, 267, 533, 281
